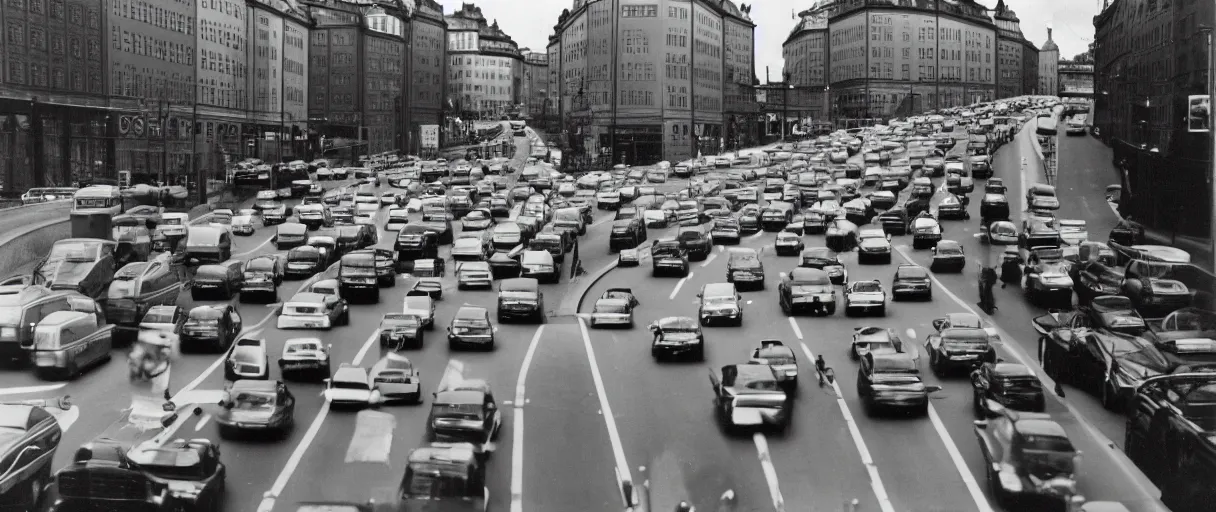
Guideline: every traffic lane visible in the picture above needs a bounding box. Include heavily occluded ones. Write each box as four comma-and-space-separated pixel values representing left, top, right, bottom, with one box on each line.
270, 291, 544, 511
1054, 133, 1122, 227
514, 321, 624, 512
579, 259, 882, 512
0, 200, 73, 236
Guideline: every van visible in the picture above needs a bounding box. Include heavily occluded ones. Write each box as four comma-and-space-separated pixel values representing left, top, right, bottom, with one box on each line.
497, 278, 544, 323
760, 201, 795, 232
30, 310, 113, 379
520, 250, 559, 284
185, 226, 233, 264
697, 282, 743, 326
0, 287, 100, 363
106, 255, 182, 335
274, 223, 308, 250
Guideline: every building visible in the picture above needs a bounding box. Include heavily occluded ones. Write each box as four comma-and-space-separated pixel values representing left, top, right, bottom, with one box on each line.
196, 0, 250, 176
303, 0, 409, 159
521, 49, 549, 120
545, 34, 561, 132
824, 0, 998, 121
991, 0, 1037, 99
408, 0, 446, 154
0, 0, 108, 193
246, 0, 310, 164
1093, 0, 1213, 240
1037, 26, 1058, 96
445, 3, 523, 119
548, 0, 755, 166
1057, 60, 1093, 98
721, 2, 757, 149
783, 5, 830, 124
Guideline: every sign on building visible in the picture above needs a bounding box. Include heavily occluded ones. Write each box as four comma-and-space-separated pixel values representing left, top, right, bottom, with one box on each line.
1187, 95, 1210, 133
420, 125, 439, 148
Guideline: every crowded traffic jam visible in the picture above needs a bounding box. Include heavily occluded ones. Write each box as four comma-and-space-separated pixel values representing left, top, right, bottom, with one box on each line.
0, 104, 1208, 512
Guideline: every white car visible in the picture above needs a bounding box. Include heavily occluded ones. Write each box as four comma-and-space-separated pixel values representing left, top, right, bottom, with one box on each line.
316, 167, 333, 180
278, 337, 332, 382
370, 353, 422, 404
844, 280, 888, 317
385, 207, 409, 231
331, 167, 349, 179
224, 337, 270, 381
403, 295, 436, 329
278, 292, 350, 330
590, 288, 639, 328
324, 364, 383, 407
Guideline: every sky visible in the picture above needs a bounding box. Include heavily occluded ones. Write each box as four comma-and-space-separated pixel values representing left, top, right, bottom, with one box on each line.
435, 0, 1101, 81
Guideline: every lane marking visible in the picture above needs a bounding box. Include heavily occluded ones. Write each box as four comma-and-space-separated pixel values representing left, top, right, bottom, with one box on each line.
194, 413, 212, 432
787, 317, 803, 340
577, 318, 634, 507
699, 253, 718, 267
927, 404, 994, 511
511, 326, 546, 512
891, 244, 1161, 497
235, 236, 276, 258
344, 410, 397, 463
798, 342, 895, 512
753, 433, 786, 512
668, 272, 692, 300
0, 383, 67, 396
257, 329, 380, 512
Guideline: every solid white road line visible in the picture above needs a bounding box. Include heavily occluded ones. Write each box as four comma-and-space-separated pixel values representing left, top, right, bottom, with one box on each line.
577, 318, 634, 506
0, 383, 67, 396
752, 433, 786, 512
798, 342, 895, 512
194, 413, 212, 432
235, 236, 277, 258
926, 404, 995, 512
668, 273, 692, 300
892, 244, 1161, 496
510, 326, 546, 512
257, 330, 380, 512
699, 253, 718, 267
787, 317, 803, 340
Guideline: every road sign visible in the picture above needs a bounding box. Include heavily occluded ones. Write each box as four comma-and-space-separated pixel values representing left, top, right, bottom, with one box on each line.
420, 124, 439, 148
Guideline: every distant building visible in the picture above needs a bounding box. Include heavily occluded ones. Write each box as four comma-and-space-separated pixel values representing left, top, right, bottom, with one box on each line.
246, 0, 311, 163
548, 0, 755, 165
1057, 61, 1093, 99
408, 0, 448, 153
823, 0, 999, 120
445, 3, 523, 119
521, 50, 549, 119
1037, 27, 1058, 96
991, 0, 1038, 99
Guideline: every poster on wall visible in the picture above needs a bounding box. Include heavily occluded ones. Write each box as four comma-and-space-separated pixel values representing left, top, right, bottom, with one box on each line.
1187, 95, 1210, 133
420, 125, 439, 148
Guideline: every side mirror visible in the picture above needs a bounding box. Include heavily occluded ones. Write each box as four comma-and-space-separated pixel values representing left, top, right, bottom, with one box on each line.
931, 319, 946, 331
924, 385, 943, 393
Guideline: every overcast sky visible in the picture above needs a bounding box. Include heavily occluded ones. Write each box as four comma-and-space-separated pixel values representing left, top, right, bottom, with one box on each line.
435, 0, 1100, 81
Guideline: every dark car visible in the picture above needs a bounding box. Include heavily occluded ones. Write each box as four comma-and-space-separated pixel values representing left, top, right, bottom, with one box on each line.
891, 264, 932, 300
924, 327, 997, 376
778, 267, 836, 316
1034, 312, 1172, 410
609, 218, 646, 252
857, 352, 933, 416
930, 240, 966, 273
216, 379, 296, 438
975, 409, 1080, 508
447, 306, 495, 350
709, 363, 791, 432
750, 340, 799, 388
285, 246, 327, 279
971, 362, 1046, 417
379, 313, 425, 349
677, 226, 712, 261
980, 193, 1011, 222
936, 194, 970, 220
426, 379, 501, 451
876, 208, 909, 235
725, 248, 765, 290
651, 239, 690, 277
1121, 259, 1194, 318
711, 218, 742, 244
649, 316, 705, 360
497, 277, 544, 324
123, 438, 227, 512
799, 247, 847, 285
191, 259, 244, 300
825, 219, 860, 253
181, 304, 243, 353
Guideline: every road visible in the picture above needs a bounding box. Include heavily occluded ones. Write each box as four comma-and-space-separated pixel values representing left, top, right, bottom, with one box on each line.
0, 119, 1171, 512
0, 200, 73, 236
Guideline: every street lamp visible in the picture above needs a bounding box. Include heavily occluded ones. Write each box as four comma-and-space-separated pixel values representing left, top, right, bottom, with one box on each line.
781, 71, 791, 141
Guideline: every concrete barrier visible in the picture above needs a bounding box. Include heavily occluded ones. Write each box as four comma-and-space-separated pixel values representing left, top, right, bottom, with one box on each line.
0, 217, 71, 277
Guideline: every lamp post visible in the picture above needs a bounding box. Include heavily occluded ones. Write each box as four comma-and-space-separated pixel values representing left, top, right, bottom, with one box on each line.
781, 71, 791, 141
1199, 25, 1216, 279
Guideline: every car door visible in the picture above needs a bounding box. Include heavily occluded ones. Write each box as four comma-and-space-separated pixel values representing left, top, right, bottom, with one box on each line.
1080, 334, 1110, 392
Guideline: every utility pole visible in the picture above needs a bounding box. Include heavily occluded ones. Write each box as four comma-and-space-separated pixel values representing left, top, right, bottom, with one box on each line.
782, 72, 790, 141
1203, 25, 1216, 279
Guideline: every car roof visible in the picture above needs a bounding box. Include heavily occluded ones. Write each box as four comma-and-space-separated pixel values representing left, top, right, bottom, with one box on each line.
454, 305, 488, 318
1013, 416, 1070, 439
656, 316, 698, 329
992, 363, 1036, 378
702, 282, 736, 296
289, 292, 327, 303
332, 366, 368, 381
230, 379, 277, 392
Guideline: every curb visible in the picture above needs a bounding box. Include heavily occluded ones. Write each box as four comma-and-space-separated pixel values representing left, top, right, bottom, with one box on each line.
559, 241, 653, 317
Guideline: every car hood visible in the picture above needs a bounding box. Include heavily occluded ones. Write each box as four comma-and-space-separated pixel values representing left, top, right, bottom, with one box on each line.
42, 261, 97, 286
859, 238, 890, 249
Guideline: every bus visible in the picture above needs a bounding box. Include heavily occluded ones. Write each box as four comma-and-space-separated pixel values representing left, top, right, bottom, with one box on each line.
72, 185, 124, 215
21, 187, 78, 205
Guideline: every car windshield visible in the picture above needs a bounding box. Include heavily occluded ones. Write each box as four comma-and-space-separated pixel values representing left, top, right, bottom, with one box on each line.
286, 342, 322, 353
897, 267, 928, 279
852, 282, 882, 293
49, 242, 98, 262
999, 378, 1042, 394
143, 311, 176, 324
403, 467, 471, 498
596, 303, 628, 313
233, 391, 275, 410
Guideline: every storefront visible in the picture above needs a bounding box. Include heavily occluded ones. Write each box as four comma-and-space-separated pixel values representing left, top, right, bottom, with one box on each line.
605, 125, 663, 166
112, 111, 195, 186
0, 99, 111, 195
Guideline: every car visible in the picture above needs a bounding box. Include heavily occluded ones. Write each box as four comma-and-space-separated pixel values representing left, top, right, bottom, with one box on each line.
984, 220, 1019, 245
216, 379, 296, 438
844, 280, 888, 317
285, 246, 327, 279
590, 288, 639, 328
854, 227, 892, 264
181, 305, 243, 353
277, 291, 350, 330
725, 248, 765, 290
402, 295, 436, 330
138, 304, 187, 337
936, 194, 969, 220
708, 363, 791, 432
778, 267, 836, 316
825, 218, 860, 253
857, 352, 933, 416
451, 235, 492, 262
970, 362, 1046, 417
231, 214, 255, 236
909, 214, 943, 249
1026, 183, 1060, 211
455, 261, 494, 290
697, 282, 743, 326
407, 278, 444, 300
774, 231, 804, 256
650, 240, 690, 277
306, 278, 340, 296
224, 337, 270, 381
850, 326, 918, 363
370, 353, 423, 404
1058, 219, 1089, 246
975, 409, 1080, 508
461, 209, 495, 231
380, 190, 404, 206
798, 247, 847, 285
710, 218, 742, 244
277, 337, 332, 382
378, 313, 425, 349
426, 379, 501, 451
925, 326, 997, 376
1022, 247, 1074, 308
750, 340, 799, 388
448, 305, 495, 350
324, 364, 384, 408
649, 316, 705, 360
930, 240, 966, 273
1021, 217, 1062, 248
384, 207, 409, 231
120, 438, 228, 511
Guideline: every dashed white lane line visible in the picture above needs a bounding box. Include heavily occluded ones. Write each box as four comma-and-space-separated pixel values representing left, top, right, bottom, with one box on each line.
927, 404, 994, 512
753, 433, 787, 512
0, 383, 67, 396
577, 318, 634, 507
668, 272, 693, 300
797, 341, 895, 512
510, 326, 546, 512
257, 329, 381, 512
194, 413, 212, 432
699, 253, 718, 267
787, 317, 803, 340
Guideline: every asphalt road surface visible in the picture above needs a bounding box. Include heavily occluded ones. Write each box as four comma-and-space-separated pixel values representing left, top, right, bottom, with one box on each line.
0, 124, 1172, 512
